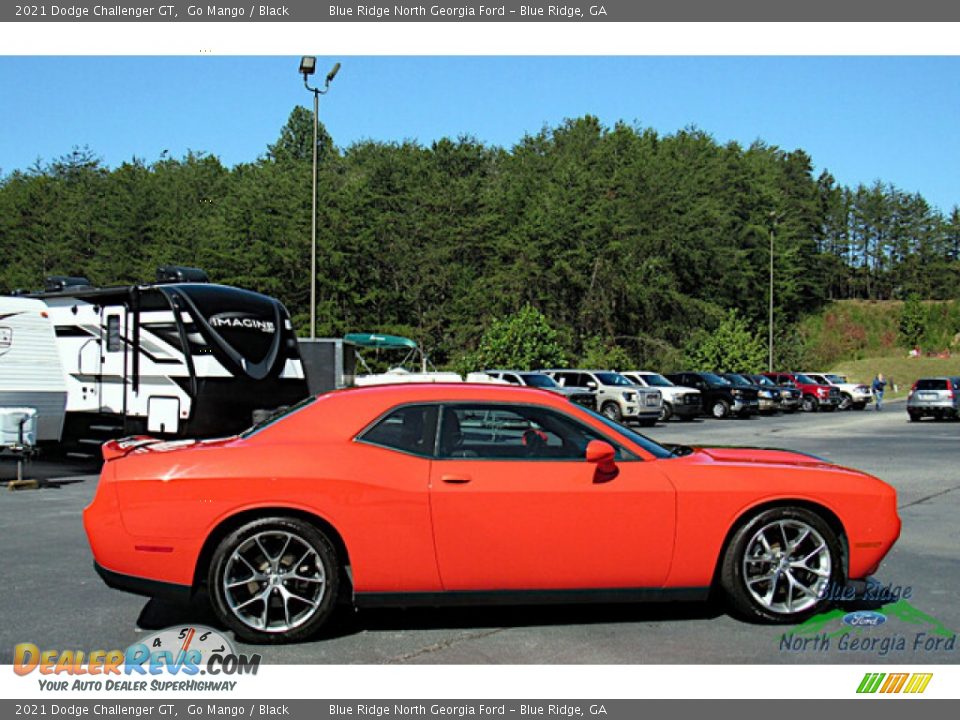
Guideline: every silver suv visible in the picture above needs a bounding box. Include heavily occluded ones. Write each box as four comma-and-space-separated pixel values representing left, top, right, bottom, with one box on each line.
907, 377, 960, 421
544, 369, 661, 426
482, 370, 597, 411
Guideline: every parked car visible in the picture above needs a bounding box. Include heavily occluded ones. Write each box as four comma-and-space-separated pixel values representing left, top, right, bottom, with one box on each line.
85, 383, 901, 642
720, 373, 778, 414
805, 373, 872, 411
665, 371, 759, 419
745, 373, 801, 413
906, 377, 960, 421
619, 371, 702, 422
763, 372, 840, 413
545, 370, 661, 426
483, 370, 597, 410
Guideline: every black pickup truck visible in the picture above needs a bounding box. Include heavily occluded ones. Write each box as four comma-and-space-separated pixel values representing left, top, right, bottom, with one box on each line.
665, 371, 760, 419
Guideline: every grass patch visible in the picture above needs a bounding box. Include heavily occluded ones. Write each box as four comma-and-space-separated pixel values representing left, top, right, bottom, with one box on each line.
829, 355, 960, 399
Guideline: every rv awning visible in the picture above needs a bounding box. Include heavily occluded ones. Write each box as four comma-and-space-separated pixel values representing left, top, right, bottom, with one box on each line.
344, 333, 418, 350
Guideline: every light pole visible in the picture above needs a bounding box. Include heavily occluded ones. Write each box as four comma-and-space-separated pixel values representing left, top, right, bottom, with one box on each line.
768, 211, 779, 372
299, 57, 340, 339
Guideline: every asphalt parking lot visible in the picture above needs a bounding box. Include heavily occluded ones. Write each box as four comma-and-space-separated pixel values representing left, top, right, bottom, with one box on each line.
1, 400, 957, 664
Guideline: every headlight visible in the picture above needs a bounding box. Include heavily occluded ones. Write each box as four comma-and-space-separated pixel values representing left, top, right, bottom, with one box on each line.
760, 390, 772, 398
731, 389, 743, 397
622, 392, 635, 402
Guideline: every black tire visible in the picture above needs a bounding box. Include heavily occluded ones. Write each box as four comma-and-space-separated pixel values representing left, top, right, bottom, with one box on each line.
720, 506, 843, 624
839, 393, 852, 411
908, 412, 920, 422
601, 402, 623, 423
710, 400, 730, 419
208, 516, 340, 644
659, 402, 674, 422
801, 395, 817, 412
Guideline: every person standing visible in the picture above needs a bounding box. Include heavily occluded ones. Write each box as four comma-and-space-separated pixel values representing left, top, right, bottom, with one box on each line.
872, 373, 887, 410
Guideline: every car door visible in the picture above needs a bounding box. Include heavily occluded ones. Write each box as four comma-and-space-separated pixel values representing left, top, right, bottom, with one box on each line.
428, 403, 676, 591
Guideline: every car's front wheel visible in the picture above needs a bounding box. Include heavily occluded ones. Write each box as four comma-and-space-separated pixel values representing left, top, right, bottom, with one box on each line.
659, 402, 673, 422
601, 402, 623, 423
209, 517, 340, 643
720, 507, 842, 623
711, 400, 730, 419
801, 395, 817, 412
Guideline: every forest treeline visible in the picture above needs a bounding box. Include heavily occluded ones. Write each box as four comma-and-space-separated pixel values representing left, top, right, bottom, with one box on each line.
1, 109, 958, 367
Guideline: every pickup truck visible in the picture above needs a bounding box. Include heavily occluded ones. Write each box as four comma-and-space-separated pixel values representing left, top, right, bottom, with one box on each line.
763, 372, 840, 412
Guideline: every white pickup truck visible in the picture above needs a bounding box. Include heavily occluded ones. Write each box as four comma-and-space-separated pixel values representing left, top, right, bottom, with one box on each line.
805, 373, 872, 410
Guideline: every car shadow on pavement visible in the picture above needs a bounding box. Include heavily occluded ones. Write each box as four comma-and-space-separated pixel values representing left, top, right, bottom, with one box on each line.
136, 593, 726, 645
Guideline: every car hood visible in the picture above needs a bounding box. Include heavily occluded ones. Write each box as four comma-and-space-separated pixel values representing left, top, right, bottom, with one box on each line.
690, 446, 837, 469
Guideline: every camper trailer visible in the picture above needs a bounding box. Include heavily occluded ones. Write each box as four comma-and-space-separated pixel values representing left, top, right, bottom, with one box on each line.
0, 296, 68, 443
6, 268, 309, 452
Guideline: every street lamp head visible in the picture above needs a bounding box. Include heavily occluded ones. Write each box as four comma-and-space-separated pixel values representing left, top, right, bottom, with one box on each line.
325, 62, 341, 85
299, 56, 317, 76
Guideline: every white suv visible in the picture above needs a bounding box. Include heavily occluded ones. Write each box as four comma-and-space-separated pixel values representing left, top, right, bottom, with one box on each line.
544, 369, 661, 426
619, 371, 702, 422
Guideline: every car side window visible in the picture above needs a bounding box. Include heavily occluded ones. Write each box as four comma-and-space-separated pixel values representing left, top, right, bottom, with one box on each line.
437, 404, 631, 461
359, 405, 438, 457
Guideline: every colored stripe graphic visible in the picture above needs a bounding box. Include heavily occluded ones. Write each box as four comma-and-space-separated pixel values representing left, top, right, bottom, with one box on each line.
857, 673, 885, 693
857, 672, 932, 694
903, 673, 933, 694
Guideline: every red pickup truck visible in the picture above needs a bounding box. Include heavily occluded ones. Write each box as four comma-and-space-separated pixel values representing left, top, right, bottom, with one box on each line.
762, 371, 841, 412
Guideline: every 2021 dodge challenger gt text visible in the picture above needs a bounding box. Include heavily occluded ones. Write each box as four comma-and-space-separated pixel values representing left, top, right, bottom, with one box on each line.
84, 384, 901, 643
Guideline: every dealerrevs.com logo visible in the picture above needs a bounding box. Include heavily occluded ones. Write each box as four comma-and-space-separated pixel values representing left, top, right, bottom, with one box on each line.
857, 672, 933, 694
13, 626, 261, 692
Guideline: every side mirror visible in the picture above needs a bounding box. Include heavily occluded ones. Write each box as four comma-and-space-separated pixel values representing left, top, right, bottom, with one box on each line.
586, 381, 598, 389
586, 440, 619, 483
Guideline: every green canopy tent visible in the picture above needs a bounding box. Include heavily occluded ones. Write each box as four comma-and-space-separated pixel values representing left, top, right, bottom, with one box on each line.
344, 333, 431, 372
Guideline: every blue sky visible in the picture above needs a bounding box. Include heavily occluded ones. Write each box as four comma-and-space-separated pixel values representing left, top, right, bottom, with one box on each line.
1, 56, 958, 212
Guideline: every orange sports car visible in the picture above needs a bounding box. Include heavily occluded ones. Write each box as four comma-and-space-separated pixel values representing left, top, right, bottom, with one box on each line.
84, 383, 900, 643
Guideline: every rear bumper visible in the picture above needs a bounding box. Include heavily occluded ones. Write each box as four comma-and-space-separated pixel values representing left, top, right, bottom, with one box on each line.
908, 402, 958, 415
94, 561, 193, 603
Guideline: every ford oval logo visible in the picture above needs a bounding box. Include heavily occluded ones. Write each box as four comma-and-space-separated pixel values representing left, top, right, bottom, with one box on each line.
843, 611, 887, 627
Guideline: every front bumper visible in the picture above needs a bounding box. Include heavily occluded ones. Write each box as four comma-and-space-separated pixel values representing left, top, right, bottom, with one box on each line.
816, 396, 840, 408
758, 398, 777, 412
732, 399, 760, 415
672, 403, 702, 418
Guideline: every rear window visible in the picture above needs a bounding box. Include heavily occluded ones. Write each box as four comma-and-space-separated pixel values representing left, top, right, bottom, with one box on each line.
916, 379, 949, 391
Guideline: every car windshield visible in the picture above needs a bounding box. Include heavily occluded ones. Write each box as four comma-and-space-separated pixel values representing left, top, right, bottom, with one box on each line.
700, 372, 730, 386
826, 374, 846, 383
522, 373, 559, 389
795, 373, 818, 385
579, 406, 674, 459
755, 375, 775, 386
595, 372, 633, 387
638, 373, 674, 387
725, 374, 752, 387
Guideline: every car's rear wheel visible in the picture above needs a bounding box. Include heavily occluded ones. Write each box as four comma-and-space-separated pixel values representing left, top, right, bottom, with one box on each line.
711, 400, 730, 419
908, 411, 921, 422
659, 402, 674, 422
209, 517, 339, 643
601, 402, 623, 423
720, 507, 842, 623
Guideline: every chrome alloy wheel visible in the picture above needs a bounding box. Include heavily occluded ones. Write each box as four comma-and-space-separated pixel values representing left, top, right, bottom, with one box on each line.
222, 530, 327, 633
741, 519, 831, 615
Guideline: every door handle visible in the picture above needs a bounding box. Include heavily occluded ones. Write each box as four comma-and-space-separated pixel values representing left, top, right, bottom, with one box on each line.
441, 474, 472, 484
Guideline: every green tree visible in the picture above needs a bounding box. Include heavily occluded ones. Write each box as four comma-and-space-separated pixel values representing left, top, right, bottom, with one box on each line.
465, 305, 567, 371
898, 294, 926, 349
685, 310, 767, 372
578, 337, 633, 370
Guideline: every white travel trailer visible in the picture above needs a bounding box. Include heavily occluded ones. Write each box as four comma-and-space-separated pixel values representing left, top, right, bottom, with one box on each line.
6, 269, 310, 451
0, 296, 68, 443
